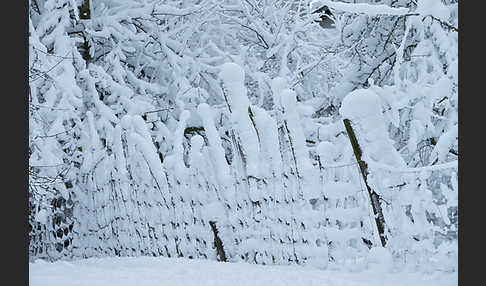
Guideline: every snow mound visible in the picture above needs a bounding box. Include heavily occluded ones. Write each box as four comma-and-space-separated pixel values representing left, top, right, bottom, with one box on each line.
219, 62, 246, 84
339, 89, 382, 121
367, 247, 393, 271
339, 88, 406, 168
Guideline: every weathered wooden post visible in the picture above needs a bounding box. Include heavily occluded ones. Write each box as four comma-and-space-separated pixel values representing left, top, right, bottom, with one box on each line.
79, 0, 91, 19
343, 118, 387, 247
209, 221, 227, 262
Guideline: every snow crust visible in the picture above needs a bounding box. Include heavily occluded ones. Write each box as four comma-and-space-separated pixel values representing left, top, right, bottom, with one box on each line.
367, 247, 393, 271
29, 256, 458, 286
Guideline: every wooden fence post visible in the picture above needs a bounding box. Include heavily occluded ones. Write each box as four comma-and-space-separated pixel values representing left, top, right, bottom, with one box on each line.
343, 119, 387, 247
79, 0, 91, 19
209, 221, 227, 262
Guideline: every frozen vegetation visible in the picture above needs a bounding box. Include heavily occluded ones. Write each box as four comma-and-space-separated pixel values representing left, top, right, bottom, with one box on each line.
29, 0, 458, 283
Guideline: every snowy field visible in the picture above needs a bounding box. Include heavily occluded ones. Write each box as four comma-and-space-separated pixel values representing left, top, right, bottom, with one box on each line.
29, 257, 457, 286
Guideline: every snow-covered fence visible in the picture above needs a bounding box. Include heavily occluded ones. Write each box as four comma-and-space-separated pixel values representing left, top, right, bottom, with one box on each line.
338, 87, 458, 271
28, 65, 457, 273
28, 63, 327, 265
367, 161, 458, 272
29, 171, 75, 261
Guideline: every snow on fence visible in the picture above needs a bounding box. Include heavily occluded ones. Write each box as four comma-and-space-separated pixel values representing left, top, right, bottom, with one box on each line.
29, 65, 457, 272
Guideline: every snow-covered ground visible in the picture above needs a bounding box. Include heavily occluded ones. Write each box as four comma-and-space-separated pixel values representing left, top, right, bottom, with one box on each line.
29, 256, 457, 286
